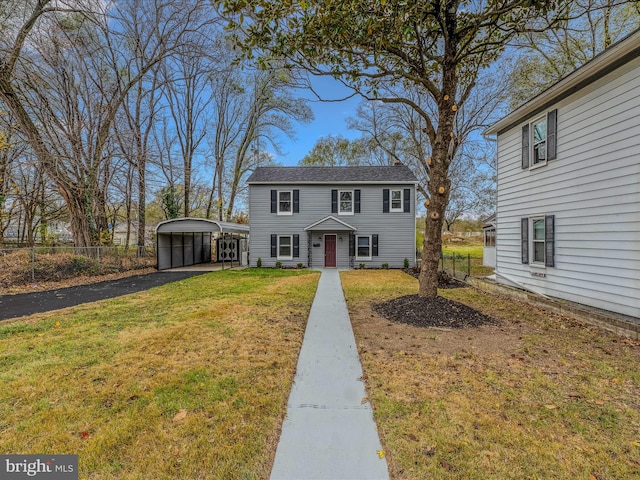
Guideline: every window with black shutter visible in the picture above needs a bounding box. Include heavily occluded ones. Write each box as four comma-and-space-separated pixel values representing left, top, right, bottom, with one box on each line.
293, 189, 300, 213
545, 215, 555, 267
522, 215, 555, 267
521, 218, 529, 264
293, 234, 300, 258
382, 189, 390, 213
522, 109, 557, 169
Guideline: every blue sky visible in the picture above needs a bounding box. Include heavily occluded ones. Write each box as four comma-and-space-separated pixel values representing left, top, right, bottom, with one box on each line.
274, 76, 363, 166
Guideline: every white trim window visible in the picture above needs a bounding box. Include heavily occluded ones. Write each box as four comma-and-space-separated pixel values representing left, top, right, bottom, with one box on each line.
531, 217, 546, 264
339, 190, 354, 215
531, 116, 547, 166
278, 235, 293, 260
390, 189, 403, 212
522, 109, 557, 170
521, 215, 555, 268
356, 235, 371, 260
278, 190, 292, 215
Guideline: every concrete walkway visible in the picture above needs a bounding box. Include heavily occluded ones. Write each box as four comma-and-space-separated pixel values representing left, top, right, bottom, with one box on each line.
271, 269, 389, 480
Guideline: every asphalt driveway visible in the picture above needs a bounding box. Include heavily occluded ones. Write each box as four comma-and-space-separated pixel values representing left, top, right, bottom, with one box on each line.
0, 271, 206, 321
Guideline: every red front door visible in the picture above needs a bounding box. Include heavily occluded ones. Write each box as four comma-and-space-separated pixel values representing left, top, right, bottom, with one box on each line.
324, 235, 337, 267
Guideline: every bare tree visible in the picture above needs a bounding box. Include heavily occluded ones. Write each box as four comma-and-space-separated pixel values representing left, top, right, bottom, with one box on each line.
161, 20, 217, 218
0, 0, 218, 246
224, 67, 313, 219
508, 0, 640, 107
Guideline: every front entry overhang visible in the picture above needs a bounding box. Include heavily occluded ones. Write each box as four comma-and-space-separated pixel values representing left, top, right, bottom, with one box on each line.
303, 215, 357, 232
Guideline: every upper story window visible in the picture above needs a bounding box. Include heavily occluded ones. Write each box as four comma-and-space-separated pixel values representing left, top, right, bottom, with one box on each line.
339, 190, 353, 215
331, 189, 360, 215
390, 189, 403, 212
383, 188, 411, 213
271, 189, 299, 214
278, 191, 292, 215
532, 117, 547, 166
522, 109, 557, 170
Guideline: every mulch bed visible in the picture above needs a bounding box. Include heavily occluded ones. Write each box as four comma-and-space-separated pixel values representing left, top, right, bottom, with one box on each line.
373, 268, 497, 329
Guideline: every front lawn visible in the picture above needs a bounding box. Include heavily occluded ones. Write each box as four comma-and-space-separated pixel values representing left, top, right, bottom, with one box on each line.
341, 270, 640, 479
0, 269, 319, 479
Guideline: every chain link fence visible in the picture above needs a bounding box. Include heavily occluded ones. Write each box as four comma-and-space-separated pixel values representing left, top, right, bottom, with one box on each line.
439, 253, 493, 281
0, 246, 156, 290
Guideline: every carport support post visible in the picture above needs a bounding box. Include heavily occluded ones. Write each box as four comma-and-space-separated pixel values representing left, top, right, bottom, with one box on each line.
221, 232, 225, 270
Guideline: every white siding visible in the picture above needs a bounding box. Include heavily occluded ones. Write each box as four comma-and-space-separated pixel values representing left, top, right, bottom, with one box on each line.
496, 56, 640, 318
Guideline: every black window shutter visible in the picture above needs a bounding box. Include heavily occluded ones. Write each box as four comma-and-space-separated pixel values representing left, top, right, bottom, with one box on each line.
293, 234, 300, 258
522, 124, 530, 169
270, 234, 277, 257
521, 218, 529, 264
331, 189, 338, 213
547, 109, 557, 161
271, 190, 277, 213
293, 189, 300, 213
372, 234, 379, 257
354, 189, 361, 213
383, 189, 390, 213
545, 215, 555, 267
403, 188, 410, 213
349, 234, 355, 257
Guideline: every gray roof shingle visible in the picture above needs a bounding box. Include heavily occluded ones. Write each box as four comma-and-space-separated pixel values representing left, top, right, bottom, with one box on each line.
247, 165, 418, 184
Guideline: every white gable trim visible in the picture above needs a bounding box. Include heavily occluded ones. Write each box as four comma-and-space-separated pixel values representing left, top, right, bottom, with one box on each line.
303, 215, 357, 232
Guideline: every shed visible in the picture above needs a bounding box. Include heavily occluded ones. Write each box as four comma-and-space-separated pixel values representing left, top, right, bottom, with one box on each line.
155, 218, 250, 270
482, 213, 496, 268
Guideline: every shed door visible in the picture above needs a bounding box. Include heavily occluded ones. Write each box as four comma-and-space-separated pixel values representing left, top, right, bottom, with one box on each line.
324, 235, 337, 268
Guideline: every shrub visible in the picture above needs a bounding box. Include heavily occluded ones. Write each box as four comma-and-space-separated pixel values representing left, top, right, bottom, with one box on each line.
381, 263, 389, 269
256, 257, 262, 268
404, 258, 409, 269
359, 263, 366, 269
275, 260, 282, 269
297, 262, 303, 269
72, 255, 100, 275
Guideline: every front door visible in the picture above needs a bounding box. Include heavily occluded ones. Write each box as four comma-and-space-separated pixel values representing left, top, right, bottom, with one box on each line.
324, 234, 337, 268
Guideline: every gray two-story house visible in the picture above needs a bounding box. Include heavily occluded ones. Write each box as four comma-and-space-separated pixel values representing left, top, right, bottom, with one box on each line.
247, 165, 419, 269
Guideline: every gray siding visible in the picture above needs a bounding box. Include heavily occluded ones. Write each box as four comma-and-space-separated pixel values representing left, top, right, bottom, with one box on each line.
495, 55, 640, 318
249, 184, 416, 268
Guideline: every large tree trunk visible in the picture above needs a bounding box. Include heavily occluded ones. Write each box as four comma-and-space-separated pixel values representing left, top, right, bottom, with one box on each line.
418, 134, 451, 298
137, 159, 146, 253
59, 188, 92, 248
418, 30, 458, 298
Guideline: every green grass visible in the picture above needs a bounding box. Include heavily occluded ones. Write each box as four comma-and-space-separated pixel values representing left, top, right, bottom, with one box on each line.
342, 270, 640, 480
0, 268, 319, 480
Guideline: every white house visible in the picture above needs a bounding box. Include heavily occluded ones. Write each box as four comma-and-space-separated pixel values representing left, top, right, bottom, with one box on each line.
485, 28, 640, 320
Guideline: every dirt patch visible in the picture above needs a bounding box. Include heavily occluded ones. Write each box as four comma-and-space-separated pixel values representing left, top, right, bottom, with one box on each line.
373, 294, 498, 329
351, 302, 522, 360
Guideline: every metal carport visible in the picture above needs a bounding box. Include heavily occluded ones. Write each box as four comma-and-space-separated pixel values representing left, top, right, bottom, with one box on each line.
155, 218, 249, 270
